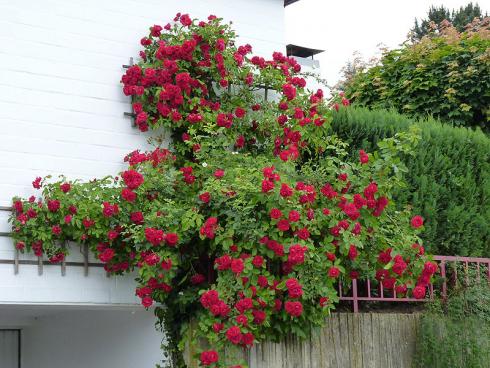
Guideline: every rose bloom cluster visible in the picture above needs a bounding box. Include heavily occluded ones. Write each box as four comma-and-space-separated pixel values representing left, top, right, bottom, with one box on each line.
10, 13, 435, 368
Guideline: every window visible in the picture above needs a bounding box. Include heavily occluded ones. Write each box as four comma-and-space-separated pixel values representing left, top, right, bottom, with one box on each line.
0, 330, 20, 368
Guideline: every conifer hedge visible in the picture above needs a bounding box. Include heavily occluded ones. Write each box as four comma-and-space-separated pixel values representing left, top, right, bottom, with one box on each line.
331, 107, 490, 256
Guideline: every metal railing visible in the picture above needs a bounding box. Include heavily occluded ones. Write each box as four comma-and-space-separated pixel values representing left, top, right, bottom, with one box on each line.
339, 255, 490, 312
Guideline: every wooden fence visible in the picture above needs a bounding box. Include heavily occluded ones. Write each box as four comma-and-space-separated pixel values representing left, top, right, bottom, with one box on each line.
186, 313, 421, 368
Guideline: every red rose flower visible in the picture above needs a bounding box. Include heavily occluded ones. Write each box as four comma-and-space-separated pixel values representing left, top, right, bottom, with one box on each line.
200, 217, 218, 239
328, 266, 340, 278
60, 183, 71, 193
199, 192, 211, 203
165, 232, 179, 246
412, 285, 426, 299
286, 278, 303, 298
231, 258, 244, 275
107, 230, 119, 241
256, 276, 268, 288
99, 248, 115, 263
235, 107, 246, 118
47, 200, 60, 212
235, 297, 253, 313
214, 169, 225, 179
282, 83, 296, 101
122, 170, 144, 190
190, 274, 205, 285
395, 284, 408, 295
252, 255, 264, 268
200, 351, 219, 366
279, 183, 293, 197
277, 219, 290, 232
130, 211, 144, 224
180, 14, 192, 27
145, 228, 165, 246
410, 215, 424, 229
295, 227, 310, 240
288, 210, 300, 222
200, 290, 219, 309
51, 225, 62, 236
226, 326, 242, 345
319, 297, 329, 307
262, 180, 275, 193
378, 248, 392, 264
141, 296, 153, 308
284, 301, 303, 317
241, 332, 254, 346
32, 177, 42, 189
288, 244, 307, 265
121, 188, 136, 202
213, 323, 224, 333
102, 202, 119, 218
359, 149, 369, 164
348, 245, 358, 260
269, 208, 282, 219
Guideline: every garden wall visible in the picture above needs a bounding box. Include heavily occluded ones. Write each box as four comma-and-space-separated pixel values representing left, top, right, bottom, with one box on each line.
187, 313, 422, 368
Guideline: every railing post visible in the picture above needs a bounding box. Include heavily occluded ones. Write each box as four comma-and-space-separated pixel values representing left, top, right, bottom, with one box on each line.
352, 279, 359, 313
487, 261, 490, 286
14, 248, 19, 275
440, 260, 447, 301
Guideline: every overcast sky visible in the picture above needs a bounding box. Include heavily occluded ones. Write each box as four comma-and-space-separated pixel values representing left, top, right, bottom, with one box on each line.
285, 0, 490, 87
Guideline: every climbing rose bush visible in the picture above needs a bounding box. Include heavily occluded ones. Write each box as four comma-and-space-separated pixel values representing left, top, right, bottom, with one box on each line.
10, 13, 436, 368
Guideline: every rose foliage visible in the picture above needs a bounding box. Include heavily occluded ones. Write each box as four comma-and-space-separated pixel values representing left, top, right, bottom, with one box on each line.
9, 14, 437, 368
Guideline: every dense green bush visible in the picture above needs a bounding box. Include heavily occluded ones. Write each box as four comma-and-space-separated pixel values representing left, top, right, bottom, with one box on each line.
345, 19, 490, 131
414, 264, 490, 368
331, 107, 490, 256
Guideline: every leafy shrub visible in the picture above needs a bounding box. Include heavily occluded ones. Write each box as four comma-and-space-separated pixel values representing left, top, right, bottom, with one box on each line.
415, 264, 490, 368
331, 107, 490, 256
345, 18, 490, 130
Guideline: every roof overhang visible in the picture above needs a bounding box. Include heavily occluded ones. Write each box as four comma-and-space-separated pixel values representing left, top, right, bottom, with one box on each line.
286, 44, 325, 58
284, 0, 300, 7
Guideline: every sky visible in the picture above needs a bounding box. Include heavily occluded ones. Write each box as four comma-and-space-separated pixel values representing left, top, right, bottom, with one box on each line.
285, 0, 490, 88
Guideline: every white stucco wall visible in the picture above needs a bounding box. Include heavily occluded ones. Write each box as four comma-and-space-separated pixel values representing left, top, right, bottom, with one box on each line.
0, 0, 285, 207
0, 0, 285, 305
0, 307, 165, 368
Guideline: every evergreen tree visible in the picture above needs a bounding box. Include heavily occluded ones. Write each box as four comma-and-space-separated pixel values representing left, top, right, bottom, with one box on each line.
452, 3, 485, 30
411, 2, 486, 41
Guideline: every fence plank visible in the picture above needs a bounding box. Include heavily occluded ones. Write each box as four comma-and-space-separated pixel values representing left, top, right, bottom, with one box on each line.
186, 313, 422, 368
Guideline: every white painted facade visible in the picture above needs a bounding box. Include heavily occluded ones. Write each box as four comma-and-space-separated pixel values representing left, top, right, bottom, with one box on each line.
0, 0, 287, 367
0, 307, 164, 368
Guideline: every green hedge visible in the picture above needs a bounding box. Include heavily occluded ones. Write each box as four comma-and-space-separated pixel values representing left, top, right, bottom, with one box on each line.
331, 107, 490, 256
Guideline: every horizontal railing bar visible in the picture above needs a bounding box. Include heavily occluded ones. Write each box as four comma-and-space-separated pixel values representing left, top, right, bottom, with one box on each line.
0, 232, 12, 237
339, 296, 430, 302
433, 255, 490, 263
0, 206, 12, 211
0, 259, 104, 268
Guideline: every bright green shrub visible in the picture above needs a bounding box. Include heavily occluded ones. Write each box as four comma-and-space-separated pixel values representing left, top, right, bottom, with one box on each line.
415, 264, 490, 368
345, 20, 490, 131
331, 107, 490, 256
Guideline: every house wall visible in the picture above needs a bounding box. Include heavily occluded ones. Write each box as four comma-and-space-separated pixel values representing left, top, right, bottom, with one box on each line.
0, 0, 285, 207
0, 0, 285, 304
0, 308, 165, 368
